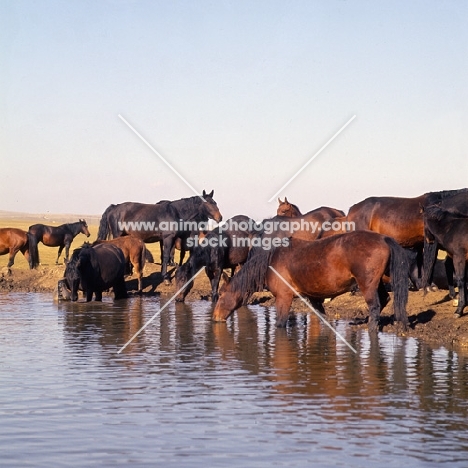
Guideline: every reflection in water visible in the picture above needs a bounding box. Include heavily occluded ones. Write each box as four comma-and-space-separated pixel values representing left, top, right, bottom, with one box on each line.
1, 293, 468, 466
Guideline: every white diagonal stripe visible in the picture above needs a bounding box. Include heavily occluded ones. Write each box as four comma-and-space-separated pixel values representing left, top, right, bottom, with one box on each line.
117, 267, 205, 354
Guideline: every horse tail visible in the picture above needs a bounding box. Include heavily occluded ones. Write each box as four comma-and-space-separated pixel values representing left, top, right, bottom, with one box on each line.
384, 237, 409, 327
27, 232, 40, 269
97, 205, 114, 240
230, 246, 276, 305
144, 247, 154, 263
421, 239, 438, 293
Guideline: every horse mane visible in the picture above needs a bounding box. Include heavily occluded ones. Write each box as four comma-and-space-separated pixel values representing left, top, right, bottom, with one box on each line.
424, 188, 468, 206
228, 247, 276, 305
424, 204, 455, 222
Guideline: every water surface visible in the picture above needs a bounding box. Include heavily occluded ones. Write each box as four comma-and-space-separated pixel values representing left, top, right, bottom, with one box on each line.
1, 293, 467, 467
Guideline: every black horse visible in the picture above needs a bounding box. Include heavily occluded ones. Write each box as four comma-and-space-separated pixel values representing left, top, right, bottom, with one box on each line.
28, 219, 90, 264
422, 205, 468, 317
63, 243, 128, 302
97, 191, 222, 282
175, 215, 256, 303
422, 190, 468, 295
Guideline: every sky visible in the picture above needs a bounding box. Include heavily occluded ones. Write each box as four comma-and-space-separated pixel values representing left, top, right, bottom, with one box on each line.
1, 0, 467, 221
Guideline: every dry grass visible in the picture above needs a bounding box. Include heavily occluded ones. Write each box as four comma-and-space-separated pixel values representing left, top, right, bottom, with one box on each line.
0, 218, 166, 269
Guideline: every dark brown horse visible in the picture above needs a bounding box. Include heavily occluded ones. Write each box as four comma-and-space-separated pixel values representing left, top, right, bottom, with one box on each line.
92, 236, 147, 292
0, 228, 39, 269
175, 215, 255, 303
345, 189, 468, 288
63, 243, 127, 302
213, 231, 410, 333
422, 205, 468, 317
28, 220, 90, 264
277, 197, 345, 219
97, 191, 222, 282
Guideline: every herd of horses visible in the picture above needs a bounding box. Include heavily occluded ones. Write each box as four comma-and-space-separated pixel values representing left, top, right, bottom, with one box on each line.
1, 187, 468, 333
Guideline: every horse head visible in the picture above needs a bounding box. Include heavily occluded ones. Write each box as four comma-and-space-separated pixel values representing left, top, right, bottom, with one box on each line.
201, 190, 223, 223
79, 219, 91, 237
64, 248, 83, 301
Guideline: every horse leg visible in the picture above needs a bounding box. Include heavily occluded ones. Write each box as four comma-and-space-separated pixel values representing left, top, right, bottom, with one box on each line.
56, 245, 65, 264
86, 289, 95, 302
360, 284, 382, 334
179, 245, 186, 266
159, 240, 164, 264
453, 255, 466, 317
377, 281, 390, 311
210, 268, 223, 303
162, 236, 175, 283
445, 256, 456, 299
275, 289, 295, 327
7, 247, 18, 268
114, 276, 128, 300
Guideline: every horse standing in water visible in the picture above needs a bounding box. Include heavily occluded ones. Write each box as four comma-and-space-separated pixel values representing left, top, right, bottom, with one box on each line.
92, 236, 147, 293
28, 220, 90, 264
213, 231, 410, 333
0, 228, 39, 269
97, 191, 222, 282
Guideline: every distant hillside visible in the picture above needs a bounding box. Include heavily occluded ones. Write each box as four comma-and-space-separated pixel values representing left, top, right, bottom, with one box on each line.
0, 210, 101, 224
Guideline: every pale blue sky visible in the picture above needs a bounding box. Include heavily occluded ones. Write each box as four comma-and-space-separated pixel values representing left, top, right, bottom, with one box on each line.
1, 0, 467, 220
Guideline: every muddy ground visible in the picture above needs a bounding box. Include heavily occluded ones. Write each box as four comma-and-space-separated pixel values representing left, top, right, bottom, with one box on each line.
1, 262, 468, 351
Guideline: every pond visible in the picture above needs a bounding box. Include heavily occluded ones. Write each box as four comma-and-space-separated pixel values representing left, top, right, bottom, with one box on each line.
1, 293, 467, 466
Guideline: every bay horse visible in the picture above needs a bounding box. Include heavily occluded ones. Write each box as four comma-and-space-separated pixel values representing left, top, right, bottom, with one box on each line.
0, 228, 39, 269
175, 215, 255, 303
63, 243, 127, 302
346, 189, 468, 288
28, 219, 90, 264
422, 205, 468, 317
277, 197, 345, 219
97, 191, 222, 282
213, 231, 410, 333
92, 236, 147, 292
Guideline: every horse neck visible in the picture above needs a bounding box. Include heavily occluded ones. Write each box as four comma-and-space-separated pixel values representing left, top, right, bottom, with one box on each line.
67, 222, 83, 235
172, 197, 203, 220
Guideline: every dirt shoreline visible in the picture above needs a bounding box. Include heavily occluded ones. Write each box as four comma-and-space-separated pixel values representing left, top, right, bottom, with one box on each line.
2, 263, 468, 352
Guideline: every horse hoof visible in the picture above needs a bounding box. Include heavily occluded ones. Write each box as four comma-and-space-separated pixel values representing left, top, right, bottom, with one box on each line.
454, 312, 462, 319
452, 298, 459, 307
164, 279, 171, 286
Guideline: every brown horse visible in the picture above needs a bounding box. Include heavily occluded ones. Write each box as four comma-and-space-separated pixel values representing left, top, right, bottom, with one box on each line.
28, 220, 90, 264
277, 197, 345, 219
92, 236, 147, 292
0, 228, 39, 269
345, 189, 468, 288
213, 231, 410, 333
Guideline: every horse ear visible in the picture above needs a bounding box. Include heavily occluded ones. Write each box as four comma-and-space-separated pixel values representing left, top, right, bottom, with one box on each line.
278, 198, 283, 204
202, 190, 206, 197
222, 272, 230, 285
208, 190, 214, 198
285, 196, 289, 203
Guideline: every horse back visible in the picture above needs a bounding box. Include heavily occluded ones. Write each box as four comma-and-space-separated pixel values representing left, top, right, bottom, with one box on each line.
92, 243, 126, 285
347, 195, 425, 246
